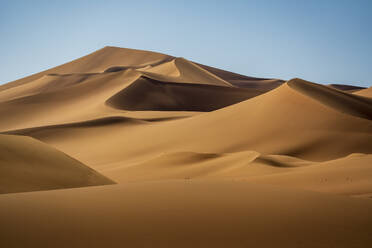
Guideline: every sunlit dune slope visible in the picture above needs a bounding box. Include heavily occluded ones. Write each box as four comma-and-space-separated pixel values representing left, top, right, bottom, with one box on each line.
0, 134, 114, 194
354, 86, 372, 97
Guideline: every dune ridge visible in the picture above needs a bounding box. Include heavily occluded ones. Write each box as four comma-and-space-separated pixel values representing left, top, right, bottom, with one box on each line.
288, 78, 372, 120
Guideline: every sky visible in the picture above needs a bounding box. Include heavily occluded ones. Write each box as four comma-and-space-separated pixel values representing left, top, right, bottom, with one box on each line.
1, 0, 371, 87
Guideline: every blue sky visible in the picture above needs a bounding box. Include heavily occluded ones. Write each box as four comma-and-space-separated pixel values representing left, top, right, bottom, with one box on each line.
1, 0, 371, 86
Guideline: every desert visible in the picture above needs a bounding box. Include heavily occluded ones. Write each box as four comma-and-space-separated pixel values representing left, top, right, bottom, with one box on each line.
0, 45, 371, 247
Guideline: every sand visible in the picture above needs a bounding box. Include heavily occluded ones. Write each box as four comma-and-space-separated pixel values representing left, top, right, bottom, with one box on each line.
0, 46, 371, 247
355, 86, 372, 97
1, 180, 372, 248
0, 134, 114, 194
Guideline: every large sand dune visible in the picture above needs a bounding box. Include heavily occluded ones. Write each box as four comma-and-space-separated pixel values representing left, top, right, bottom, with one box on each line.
0, 46, 371, 247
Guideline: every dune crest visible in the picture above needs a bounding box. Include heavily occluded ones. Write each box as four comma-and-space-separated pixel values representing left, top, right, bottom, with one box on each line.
288, 78, 372, 120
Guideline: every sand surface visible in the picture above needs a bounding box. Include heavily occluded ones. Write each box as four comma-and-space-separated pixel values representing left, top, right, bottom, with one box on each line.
0, 134, 114, 194
0, 46, 371, 247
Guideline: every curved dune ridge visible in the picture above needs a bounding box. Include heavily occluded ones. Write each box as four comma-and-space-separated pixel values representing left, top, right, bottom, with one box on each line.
288, 78, 372, 120
0, 134, 114, 194
0, 46, 372, 247
140, 57, 233, 86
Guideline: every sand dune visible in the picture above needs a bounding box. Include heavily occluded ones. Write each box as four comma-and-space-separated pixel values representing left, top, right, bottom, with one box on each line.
0, 46, 172, 91
2, 76, 370, 198
0, 46, 371, 247
14, 78, 371, 167
0, 134, 114, 194
0, 50, 281, 130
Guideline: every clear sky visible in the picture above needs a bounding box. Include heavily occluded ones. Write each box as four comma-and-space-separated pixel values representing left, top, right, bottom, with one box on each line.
1, 0, 371, 86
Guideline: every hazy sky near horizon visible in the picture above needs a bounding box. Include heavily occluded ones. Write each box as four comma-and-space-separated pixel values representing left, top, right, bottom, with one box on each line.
1, 0, 371, 86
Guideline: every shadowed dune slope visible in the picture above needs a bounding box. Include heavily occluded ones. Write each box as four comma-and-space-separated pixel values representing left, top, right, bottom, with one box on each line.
329, 84, 366, 92
0, 134, 114, 194
3, 116, 148, 137
106, 76, 266, 111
